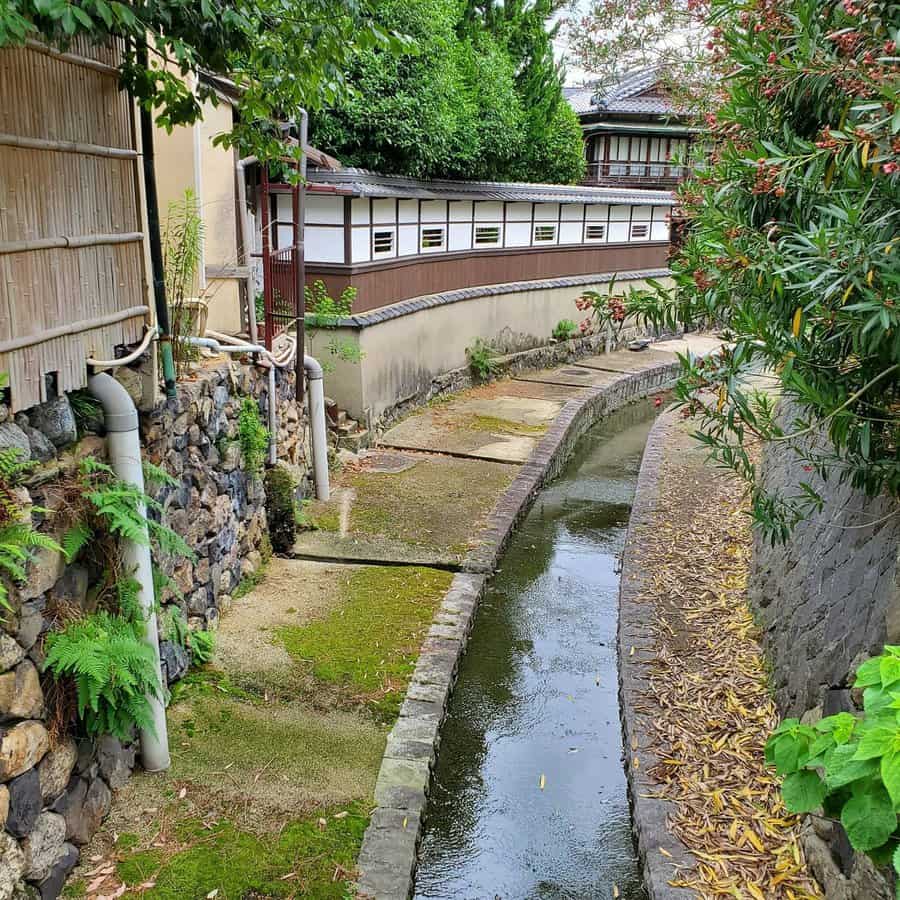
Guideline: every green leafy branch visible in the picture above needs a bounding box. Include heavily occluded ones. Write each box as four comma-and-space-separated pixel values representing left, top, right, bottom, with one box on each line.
767, 647, 900, 888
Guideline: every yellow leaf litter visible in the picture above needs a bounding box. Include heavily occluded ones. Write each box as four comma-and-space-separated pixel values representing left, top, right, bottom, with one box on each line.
629, 421, 822, 899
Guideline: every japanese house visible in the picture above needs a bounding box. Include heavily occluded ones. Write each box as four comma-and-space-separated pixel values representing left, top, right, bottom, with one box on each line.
564, 67, 701, 189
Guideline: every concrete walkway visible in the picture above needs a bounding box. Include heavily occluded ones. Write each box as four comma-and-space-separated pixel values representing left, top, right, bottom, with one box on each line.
296, 335, 721, 569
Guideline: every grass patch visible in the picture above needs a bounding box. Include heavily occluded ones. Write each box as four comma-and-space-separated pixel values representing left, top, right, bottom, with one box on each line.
315, 456, 514, 555
70, 803, 369, 899
167, 697, 385, 818
467, 413, 548, 436
278, 565, 452, 720
232, 567, 266, 600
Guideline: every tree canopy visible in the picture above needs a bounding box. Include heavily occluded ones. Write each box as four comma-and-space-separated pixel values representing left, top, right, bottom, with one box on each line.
594, 0, 899, 540
309, 0, 585, 183
0, 0, 405, 165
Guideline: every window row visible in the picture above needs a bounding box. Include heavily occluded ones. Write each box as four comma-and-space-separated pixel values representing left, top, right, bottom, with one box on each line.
365, 220, 659, 257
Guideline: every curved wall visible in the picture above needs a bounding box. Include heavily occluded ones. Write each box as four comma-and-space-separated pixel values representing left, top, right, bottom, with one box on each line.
308, 269, 672, 426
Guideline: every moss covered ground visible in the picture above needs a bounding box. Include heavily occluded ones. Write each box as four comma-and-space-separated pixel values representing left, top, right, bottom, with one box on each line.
307, 454, 515, 556
66, 560, 450, 899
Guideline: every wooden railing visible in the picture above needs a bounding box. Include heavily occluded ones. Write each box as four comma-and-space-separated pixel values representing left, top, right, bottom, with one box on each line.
582, 161, 689, 188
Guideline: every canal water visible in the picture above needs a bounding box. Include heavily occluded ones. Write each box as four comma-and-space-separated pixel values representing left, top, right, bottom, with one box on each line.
413, 399, 658, 900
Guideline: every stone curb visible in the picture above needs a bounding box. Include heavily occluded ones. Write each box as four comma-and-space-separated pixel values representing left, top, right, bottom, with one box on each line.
355, 356, 683, 900
617, 409, 696, 900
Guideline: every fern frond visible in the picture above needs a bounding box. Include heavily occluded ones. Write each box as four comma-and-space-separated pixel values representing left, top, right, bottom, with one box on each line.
62, 522, 93, 563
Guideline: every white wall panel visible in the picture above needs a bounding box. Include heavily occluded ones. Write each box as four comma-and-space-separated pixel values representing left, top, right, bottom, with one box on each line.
610, 205, 630, 221
398, 199, 418, 223
448, 223, 472, 251
372, 198, 396, 225
559, 221, 582, 245
305, 195, 343, 225
351, 198, 370, 224
420, 200, 447, 223
608, 221, 628, 242
506, 202, 532, 222
505, 222, 531, 246
474, 201, 503, 222
561, 203, 584, 221
585, 204, 608, 221
651, 221, 669, 241
449, 201, 473, 222
351, 228, 370, 262
306, 226, 344, 262
534, 202, 559, 222
398, 225, 418, 256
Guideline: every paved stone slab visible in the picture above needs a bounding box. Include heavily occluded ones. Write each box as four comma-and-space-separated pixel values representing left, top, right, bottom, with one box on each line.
292, 530, 460, 568
577, 348, 679, 374
356, 808, 422, 900
471, 379, 581, 403
373, 757, 431, 810
513, 365, 620, 389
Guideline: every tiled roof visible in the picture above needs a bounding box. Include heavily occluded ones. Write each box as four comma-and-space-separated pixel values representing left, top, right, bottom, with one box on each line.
306, 168, 676, 206
565, 66, 682, 117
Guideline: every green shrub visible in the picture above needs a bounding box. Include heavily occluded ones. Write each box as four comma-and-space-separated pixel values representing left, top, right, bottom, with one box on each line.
552, 319, 577, 342
767, 647, 900, 879
466, 338, 500, 381
44, 611, 161, 741
264, 464, 297, 555
187, 628, 216, 665
237, 397, 270, 477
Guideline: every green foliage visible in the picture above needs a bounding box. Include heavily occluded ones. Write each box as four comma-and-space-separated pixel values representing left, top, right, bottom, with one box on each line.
309, 0, 583, 183
70, 457, 193, 562
552, 319, 577, 341
164, 189, 205, 375
612, 0, 900, 540
68, 390, 103, 436
237, 397, 270, 477
263, 464, 297, 555
0, 442, 60, 613
466, 338, 501, 381
305, 280, 363, 370
44, 611, 160, 741
0, 0, 407, 168
187, 629, 216, 665
767, 647, 900, 881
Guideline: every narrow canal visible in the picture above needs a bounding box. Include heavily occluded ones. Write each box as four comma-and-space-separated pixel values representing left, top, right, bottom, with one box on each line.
413, 399, 659, 900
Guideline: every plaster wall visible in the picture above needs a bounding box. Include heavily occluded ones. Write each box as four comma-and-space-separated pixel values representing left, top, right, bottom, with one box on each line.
308, 273, 672, 425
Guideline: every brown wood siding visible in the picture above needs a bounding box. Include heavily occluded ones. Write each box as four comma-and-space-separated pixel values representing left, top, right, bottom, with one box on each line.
306, 242, 668, 314
0, 39, 149, 411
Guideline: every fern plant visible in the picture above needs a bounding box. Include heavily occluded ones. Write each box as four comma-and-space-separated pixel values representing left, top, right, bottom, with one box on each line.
44, 611, 160, 740
237, 397, 270, 477
466, 338, 501, 381
0, 441, 61, 614
187, 628, 215, 664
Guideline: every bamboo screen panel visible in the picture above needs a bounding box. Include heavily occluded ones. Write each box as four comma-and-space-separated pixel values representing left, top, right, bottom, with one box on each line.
0, 38, 149, 411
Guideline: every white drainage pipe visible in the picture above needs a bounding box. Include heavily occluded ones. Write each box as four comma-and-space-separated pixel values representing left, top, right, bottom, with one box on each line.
304, 354, 329, 502
87, 372, 170, 772
184, 336, 330, 500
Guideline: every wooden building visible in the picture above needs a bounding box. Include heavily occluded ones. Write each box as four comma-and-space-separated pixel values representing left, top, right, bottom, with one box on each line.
300, 168, 674, 313
0, 38, 153, 411
564, 67, 700, 189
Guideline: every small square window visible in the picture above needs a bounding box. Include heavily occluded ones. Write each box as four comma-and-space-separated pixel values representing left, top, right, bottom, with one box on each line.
533, 224, 557, 243
630, 223, 649, 240
584, 224, 606, 241
373, 230, 394, 254
475, 225, 501, 245
421, 227, 445, 250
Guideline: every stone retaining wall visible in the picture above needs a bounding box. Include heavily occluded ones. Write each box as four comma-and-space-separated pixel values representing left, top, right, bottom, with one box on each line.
749, 407, 900, 900
355, 356, 682, 900
0, 359, 308, 899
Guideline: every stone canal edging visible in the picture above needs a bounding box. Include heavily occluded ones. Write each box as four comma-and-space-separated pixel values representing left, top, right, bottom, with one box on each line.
356, 356, 684, 900
617, 409, 696, 900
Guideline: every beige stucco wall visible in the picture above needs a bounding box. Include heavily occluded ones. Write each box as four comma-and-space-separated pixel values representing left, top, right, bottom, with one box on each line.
153, 93, 243, 336
308, 274, 672, 424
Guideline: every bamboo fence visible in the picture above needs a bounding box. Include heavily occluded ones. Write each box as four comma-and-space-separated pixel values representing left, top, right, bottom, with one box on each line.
0, 37, 150, 411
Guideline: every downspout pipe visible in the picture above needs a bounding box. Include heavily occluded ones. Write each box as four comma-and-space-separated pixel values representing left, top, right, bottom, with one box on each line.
304, 355, 330, 502
87, 372, 170, 772
136, 44, 176, 400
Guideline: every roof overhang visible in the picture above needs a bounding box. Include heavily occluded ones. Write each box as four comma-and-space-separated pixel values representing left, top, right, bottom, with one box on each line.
583, 121, 703, 137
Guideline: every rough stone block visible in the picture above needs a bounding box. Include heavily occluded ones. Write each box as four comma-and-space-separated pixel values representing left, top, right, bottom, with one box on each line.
0, 721, 49, 781
0, 661, 43, 720
96, 736, 135, 791
0, 831, 26, 900
37, 739, 76, 805
0, 635, 25, 673
373, 758, 430, 811
21, 812, 66, 881
6, 768, 41, 838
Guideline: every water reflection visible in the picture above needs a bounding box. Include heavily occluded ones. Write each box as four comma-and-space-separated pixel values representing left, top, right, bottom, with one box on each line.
414, 400, 658, 900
